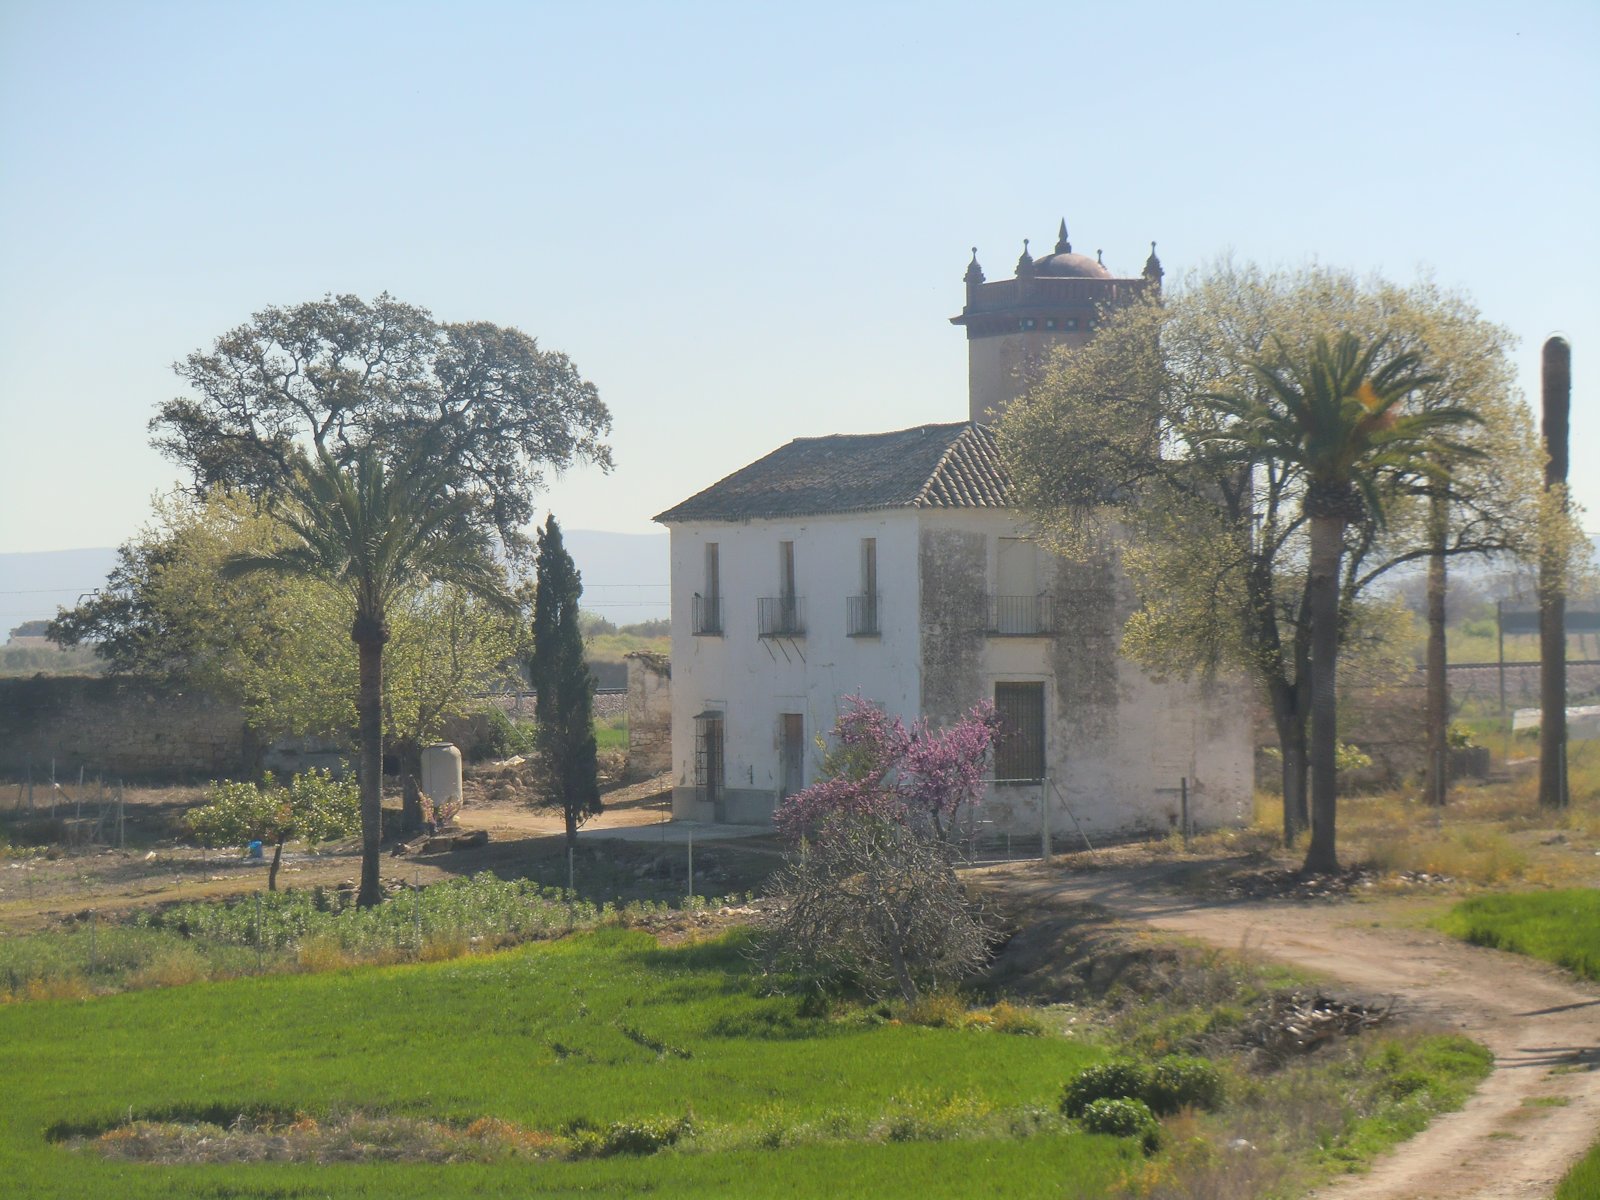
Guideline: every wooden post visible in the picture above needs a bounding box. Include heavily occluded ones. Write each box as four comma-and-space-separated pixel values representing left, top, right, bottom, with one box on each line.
1041, 774, 1052, 861
1497, 599, 1509, 761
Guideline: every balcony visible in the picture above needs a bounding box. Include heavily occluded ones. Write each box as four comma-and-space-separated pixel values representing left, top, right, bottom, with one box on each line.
987, 593, 1054, 636
846, 593, 880, 637
758, 595, 805, 638
692, 594, 722, 636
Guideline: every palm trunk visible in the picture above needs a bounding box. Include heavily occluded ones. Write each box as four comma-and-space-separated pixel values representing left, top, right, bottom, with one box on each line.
1425, 493, 1450, 805
1303, 513, 1346, 875
356, 630, 386, 907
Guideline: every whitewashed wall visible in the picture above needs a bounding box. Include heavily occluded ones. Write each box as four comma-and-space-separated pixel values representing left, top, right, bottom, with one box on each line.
666, 511, 925, 822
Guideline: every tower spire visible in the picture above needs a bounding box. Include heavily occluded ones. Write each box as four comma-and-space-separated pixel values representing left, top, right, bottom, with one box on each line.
1142, 240, 1164, 287
964, 246, 985, 286
1055, 218, 1071, 254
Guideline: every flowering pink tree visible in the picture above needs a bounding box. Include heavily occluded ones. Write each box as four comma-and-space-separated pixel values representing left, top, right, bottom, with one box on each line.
773, 695, 999, 842
763, 696, 1000, 1003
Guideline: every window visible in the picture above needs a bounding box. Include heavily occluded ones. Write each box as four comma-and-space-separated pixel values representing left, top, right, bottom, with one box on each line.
779, 713, 804, 799
849, 537, 879, 636
760, 541, 805, 636
991, 538, 1050, 634
694, 712, 725, 802
779, 541, 796, 604
694, 543, 722, 635
993, 683, 1045, 782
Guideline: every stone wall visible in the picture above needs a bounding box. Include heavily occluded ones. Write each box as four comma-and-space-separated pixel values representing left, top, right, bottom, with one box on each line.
0, 676, 252, 780
625, 652, 671, 780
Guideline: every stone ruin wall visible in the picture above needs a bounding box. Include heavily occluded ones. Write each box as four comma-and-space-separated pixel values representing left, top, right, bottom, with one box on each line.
0, 676, 252, 780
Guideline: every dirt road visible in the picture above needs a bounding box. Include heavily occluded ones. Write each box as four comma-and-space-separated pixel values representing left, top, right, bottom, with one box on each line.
985, 861, 1600, 1200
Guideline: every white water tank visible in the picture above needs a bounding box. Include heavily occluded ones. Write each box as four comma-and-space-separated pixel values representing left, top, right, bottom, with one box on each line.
420, 743, 463, 814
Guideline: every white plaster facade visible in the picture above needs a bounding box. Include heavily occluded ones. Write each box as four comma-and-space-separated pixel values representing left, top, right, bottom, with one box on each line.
659, 497, 1253, 839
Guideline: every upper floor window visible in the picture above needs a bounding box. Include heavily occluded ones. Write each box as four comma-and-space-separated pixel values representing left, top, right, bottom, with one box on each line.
849, 537, 879, 636
760, 540, 804, 637
989, 538, 1052, 635
693, 542, 722, 635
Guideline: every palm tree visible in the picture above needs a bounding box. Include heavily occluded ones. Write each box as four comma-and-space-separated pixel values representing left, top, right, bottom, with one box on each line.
1202, 333, 1473, 874
223, 445, 512, 906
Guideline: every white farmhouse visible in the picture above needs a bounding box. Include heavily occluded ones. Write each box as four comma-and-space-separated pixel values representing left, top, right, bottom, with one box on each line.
653, 222, 1253, 840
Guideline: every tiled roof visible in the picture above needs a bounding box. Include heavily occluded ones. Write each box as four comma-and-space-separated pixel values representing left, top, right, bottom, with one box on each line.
653, 422, 1012, 523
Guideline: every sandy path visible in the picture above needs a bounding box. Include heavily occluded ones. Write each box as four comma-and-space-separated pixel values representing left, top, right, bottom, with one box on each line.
984, 862, 1600, 1200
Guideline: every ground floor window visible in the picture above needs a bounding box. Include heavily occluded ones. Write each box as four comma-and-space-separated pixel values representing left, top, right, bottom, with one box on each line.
993, 682, 1045, 782
694, 712, 725, 802
779, 712, 805, 799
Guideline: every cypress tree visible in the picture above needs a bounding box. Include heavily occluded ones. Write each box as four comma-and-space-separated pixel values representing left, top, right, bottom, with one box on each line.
530, 515, 602, 847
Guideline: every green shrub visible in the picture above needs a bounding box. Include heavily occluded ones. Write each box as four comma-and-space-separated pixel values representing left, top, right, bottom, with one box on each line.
598, 1114, 696, 1156
1143, 1055, 1224, 1115
903, 992, 967, 1028
1060, 1059, 1151, 1118
987, 1000, 1047, 1036
1079, 1097, 1160, 1152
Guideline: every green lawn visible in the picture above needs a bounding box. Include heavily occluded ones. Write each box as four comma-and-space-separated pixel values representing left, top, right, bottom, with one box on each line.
0, 929, 1136, 1198
1433, 890, 1600, 982
1557, 1136, 1600, 1200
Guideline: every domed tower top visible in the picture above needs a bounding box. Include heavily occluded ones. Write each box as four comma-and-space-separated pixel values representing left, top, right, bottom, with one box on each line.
1031, 219, 1113, 279
950, 215, 1158, 423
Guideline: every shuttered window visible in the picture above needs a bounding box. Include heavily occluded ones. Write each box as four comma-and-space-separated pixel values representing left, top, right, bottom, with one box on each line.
993, 682, 1045, 782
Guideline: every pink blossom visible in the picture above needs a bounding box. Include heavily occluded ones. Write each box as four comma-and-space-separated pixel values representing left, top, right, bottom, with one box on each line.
774, 695, 999, 841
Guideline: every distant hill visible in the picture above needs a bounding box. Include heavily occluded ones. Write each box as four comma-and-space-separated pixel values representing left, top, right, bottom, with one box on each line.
0, 531, 670, 638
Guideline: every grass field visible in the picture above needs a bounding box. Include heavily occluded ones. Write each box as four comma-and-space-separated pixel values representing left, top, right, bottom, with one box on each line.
1433, 890, 1600, 982
1557, 1136, 1600, 1200
0, 928, 1141, 1199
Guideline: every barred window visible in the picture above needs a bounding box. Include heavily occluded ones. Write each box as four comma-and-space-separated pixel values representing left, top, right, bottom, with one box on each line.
993, 682, 1045, 782
694, 712, 725, 801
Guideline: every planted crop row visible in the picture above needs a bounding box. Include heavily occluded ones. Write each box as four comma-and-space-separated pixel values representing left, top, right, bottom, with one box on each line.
0, 873, 740, 999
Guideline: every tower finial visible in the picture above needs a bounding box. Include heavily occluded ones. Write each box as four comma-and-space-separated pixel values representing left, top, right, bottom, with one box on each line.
1055, 218, 1071, 254
964, 247, 985, 286
1016, 238, 1034, 276
1142, 240, 1164, 287
1096, 248, 1104, 266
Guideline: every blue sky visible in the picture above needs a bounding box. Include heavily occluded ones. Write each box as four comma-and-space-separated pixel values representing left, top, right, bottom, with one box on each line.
1, 0, 1595, 563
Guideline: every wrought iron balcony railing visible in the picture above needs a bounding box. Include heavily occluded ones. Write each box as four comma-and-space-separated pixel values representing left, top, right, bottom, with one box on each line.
846, 593, 881, 637
692, 594, 722, 636
987, 593, 1054, 636
757, 595, 805, 638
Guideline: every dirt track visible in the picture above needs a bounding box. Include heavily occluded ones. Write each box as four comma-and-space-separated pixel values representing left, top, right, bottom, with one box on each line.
984, 860, 1600, 1200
